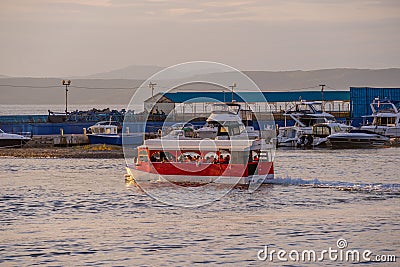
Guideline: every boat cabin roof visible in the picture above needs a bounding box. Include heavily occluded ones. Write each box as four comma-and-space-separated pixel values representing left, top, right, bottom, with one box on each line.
139, 138, 258, 151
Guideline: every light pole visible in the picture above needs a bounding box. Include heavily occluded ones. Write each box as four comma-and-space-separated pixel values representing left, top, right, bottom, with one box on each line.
229, 82, 236, 102
62, 80, 71, 114
319, 84, 326, 112
148, 82, 157, 113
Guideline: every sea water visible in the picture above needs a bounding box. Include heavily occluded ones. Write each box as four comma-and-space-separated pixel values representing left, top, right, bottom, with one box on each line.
0, 148, 399, 266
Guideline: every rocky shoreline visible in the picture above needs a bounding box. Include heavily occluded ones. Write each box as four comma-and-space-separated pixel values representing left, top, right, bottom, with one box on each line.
0, 145, 124, 159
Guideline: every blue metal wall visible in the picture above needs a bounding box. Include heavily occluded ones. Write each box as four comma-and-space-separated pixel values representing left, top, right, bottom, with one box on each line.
164, 91, 350, 103
350, 87, 400, 126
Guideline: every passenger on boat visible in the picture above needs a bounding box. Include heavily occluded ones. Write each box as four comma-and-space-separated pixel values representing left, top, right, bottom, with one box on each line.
224, 155, 230, 164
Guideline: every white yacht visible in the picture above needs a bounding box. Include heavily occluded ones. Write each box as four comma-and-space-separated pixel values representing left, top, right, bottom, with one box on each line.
195, 103, 260, 140
305, 122, 352, 147
327, 98, 398, 149
327, 129, 390, 149
0, 128, 31, 148
361, 98, 400, 138
277, 101, 351, 147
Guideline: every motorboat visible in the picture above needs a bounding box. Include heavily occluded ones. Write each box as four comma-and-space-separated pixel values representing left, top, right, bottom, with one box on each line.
326, 98, 399, 149
360, 98, 400, 138
87, 120, 121, 145
0, 128, 31, 148
297, 122, 353, 148
87, 121, 142, 146
327, 129, 390, 149
162, 123, 196, 138
277, 101, 351, 147
195, 103, 260, 140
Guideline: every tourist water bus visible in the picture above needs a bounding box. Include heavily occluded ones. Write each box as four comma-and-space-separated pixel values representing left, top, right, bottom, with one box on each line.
125, 102, 274, 186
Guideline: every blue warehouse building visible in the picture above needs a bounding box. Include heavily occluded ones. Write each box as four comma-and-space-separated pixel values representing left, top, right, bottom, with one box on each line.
1, 87, 399, 135
162, 91, 350, 104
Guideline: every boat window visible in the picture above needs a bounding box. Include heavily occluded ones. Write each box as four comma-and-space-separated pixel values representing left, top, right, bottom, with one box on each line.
259, 151, 269, 161
239, 124, 246, 133
313, 126, 330, 136
333, 126, 341, 133
219, 126, 229, 136
218, 150, 231, 164
251, 151, 260, 162
178, 152, 201, 163
374, 117, 397, 126
203, 152, 218, 163
150, 151, 176, 162
230, 125, 240, 135
138, 150, 148, 162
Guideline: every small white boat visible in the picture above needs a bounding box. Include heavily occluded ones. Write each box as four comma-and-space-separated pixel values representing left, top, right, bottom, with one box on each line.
0, 128, 31, 148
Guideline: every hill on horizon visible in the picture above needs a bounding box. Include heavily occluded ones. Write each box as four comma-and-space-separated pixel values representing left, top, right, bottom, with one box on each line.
0, 67, 399, 105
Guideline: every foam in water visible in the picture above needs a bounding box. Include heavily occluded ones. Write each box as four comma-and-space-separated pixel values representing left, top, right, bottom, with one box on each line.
266, 177, 400, 193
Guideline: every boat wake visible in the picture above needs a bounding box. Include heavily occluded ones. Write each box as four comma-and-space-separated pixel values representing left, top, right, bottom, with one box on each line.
265, 177, 400, 194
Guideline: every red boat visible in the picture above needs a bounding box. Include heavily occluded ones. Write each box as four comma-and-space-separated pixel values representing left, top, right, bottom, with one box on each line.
125, 136, 274, 186
125, 102, 275, 186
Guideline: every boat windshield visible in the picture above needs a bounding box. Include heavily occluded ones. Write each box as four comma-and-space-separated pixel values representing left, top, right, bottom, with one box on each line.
372, 102, 399, 114
0, 129, 4, 133
298, 117, 327, 127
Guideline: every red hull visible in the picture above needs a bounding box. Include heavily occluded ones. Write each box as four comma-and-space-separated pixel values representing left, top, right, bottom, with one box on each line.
135, 161, 274, 177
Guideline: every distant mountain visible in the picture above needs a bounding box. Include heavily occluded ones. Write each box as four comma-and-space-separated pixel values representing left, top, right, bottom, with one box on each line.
78, 65, 165, 79
76, 66, 400, 90
0, 68, 399, 105
244, 68, 400, 90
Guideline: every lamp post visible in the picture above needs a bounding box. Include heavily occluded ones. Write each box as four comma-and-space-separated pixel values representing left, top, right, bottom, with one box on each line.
62, 80, 71, 115
229, 82, 236, 102
148, 82, 157, 114
319, 84, 326, 112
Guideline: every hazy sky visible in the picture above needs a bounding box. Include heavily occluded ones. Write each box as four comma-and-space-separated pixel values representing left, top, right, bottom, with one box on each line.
1, 0, 400, 77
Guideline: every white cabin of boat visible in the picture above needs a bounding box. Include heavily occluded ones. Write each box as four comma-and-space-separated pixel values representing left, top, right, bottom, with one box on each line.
88, 121, 119, 135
